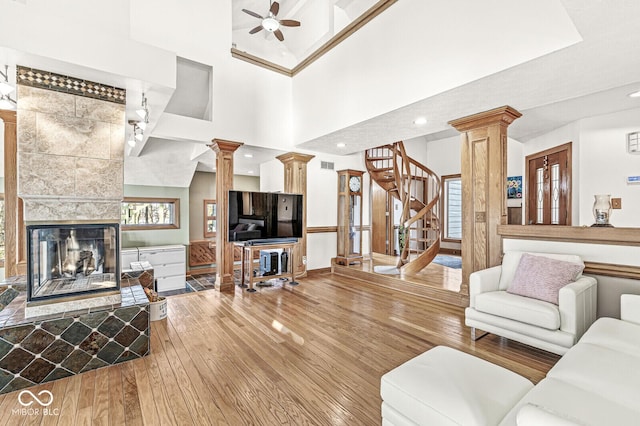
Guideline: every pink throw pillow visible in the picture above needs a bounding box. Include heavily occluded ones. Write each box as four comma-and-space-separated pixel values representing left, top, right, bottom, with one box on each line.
506, 253, 584, 305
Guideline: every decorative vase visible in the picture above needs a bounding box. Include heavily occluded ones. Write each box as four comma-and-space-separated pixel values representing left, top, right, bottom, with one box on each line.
592, 194, 613, 227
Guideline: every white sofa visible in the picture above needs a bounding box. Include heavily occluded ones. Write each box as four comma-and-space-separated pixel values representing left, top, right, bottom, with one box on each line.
465, 251, 598, 355
499, 293, 640, 425
380, 295, 640, 425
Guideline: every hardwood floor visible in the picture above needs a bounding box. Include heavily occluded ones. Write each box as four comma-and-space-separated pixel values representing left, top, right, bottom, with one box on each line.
1, 272, 559, 425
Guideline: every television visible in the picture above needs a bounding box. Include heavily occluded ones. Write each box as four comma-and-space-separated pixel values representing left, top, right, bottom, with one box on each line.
227, 190, 304, 242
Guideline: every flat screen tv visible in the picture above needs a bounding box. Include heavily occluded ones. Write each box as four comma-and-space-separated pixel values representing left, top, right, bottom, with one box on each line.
227, 190, 304, 242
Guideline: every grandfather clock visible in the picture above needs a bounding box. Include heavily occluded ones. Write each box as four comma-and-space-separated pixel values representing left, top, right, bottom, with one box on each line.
336, 169, 364, 265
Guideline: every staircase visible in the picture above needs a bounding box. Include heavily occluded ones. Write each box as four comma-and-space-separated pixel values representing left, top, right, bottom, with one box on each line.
365, 141, 441, 274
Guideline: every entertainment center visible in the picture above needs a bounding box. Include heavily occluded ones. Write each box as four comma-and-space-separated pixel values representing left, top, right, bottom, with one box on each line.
236, 240, 299, 292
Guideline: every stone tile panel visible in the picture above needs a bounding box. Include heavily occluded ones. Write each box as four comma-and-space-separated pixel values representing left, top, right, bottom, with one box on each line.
110, 123, 125, 160
75, 158, 123, 200
61, 322, 92, 346
76, 96, 125, 124
61, 349, 92, 373
79, 331, 108, 356
0, 348, 35, 373
21, 329, 55, 353
17, 85, 75, 116
17, 109, 36, 152
36, 113, 111, 159
21, 358, 55, 383
18, 152, 76, 197
0, 324, 34, 344
23, 200, 121, 222
41, 339, 74, 364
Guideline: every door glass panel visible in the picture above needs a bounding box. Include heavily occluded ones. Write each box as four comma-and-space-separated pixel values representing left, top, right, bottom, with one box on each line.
551, 164, 560, 224
536, 168, 544, 224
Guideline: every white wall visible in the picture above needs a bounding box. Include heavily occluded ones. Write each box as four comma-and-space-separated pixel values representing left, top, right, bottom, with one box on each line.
522, 108, 640, 227
291, 0, 581, 145
260, 151, 367, 270
578, 108, 640, 227
129, 0, 294, 151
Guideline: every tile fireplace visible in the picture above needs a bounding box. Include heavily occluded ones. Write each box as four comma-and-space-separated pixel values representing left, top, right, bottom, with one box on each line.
26, 223, 120, 305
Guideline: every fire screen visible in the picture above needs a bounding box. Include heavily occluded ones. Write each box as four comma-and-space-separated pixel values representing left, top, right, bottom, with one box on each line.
27, 223, 120, 304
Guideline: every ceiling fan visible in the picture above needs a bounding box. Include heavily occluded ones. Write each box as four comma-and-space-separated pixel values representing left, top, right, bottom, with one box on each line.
242, 1, 301, 42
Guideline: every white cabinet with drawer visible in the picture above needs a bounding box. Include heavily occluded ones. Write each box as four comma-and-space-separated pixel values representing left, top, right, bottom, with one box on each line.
136, 245, 186, 292
121, 248, 139, 270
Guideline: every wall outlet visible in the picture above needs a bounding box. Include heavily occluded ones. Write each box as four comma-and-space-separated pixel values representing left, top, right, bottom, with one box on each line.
612, 198, 622, 209
302, 256, 307, 265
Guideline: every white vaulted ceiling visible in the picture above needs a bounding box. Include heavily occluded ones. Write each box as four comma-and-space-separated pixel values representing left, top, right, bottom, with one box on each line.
232, 0, 380, 68
3, 0, 640, 186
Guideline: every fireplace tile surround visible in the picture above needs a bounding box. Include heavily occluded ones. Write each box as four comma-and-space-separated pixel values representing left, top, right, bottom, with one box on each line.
0, 277, 150, 395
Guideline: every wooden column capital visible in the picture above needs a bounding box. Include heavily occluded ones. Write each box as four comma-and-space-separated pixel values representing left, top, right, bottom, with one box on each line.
209, 139, 243, 154
276, 152, 315, 165
448, 105, 522, 131
0, 110, 17, 124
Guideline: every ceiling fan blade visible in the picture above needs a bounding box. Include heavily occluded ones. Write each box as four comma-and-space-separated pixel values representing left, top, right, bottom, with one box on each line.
242, 8, 263, 19
274, 28, 284, 41
280, 19, 300, 27
249, 25, 263, 34
270, 1, 280, 16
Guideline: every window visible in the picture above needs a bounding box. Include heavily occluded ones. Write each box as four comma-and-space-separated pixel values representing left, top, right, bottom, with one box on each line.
204, 199, 216, 238
442, 175, 462, 241
121, 197, 180, 230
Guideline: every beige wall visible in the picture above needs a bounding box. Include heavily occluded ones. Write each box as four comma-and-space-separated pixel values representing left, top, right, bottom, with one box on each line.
188, 171, 259, 240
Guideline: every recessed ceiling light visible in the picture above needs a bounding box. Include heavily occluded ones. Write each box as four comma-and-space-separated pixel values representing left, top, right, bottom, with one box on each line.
244, 153, 253, 158
248, 170, 254, 174
413, 117, 427, 125
337, 143, 346, 148
629, 90, 640, 98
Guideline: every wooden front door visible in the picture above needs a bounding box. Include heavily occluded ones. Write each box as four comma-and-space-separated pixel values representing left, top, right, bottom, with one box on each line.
371, 181, 392, 254
526, 142, 572, 225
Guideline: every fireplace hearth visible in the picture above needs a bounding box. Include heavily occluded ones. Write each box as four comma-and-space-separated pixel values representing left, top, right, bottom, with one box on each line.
27, 223, 120, 305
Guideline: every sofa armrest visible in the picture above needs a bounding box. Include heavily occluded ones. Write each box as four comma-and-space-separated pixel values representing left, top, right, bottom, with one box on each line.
621, 294, 640, 325
469, 265, 502, 308
558, 276, 597, 340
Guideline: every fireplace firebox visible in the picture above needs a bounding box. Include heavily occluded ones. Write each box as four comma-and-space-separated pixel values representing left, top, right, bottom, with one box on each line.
27, 223, 120, 304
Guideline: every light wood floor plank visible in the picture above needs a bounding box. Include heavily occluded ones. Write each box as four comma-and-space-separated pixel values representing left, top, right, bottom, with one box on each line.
56, 374, 83, 426
0, 272, 559, 425
107, 364, 125, 426
120, 361, 143, 426
91, 367, 109, 426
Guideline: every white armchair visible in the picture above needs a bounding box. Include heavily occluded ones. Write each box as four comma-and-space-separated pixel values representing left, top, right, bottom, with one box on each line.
465, 251, 597, 355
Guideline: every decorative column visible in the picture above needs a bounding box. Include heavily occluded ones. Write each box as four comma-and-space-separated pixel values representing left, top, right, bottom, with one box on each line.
449, 106, 521, 296
0, 110, 23, 276
276, 152, 314, 277
211, 139, 243, 292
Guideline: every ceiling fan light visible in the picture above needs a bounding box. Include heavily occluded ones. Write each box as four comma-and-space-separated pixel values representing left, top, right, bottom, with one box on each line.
135, 131, 144, 142
262, 17, 280, 32
127, 137, 136, 147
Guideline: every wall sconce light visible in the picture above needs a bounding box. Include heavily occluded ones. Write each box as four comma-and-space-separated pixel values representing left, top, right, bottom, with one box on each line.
136, 93, 149, 122
0, 65, 17, 110
128, 120, 144, 147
